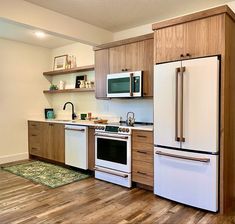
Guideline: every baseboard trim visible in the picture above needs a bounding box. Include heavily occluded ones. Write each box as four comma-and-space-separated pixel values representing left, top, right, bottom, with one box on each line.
0, 153, 29, 165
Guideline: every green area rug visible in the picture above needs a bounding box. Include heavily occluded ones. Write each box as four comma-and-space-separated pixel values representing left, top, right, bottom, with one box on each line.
2, 161, 90, 188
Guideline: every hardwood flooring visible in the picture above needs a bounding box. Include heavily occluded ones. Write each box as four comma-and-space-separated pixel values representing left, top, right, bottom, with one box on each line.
0, 168, 235, 224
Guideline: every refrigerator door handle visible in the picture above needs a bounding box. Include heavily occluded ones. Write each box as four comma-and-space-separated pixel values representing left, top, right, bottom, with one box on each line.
180, 66, 186, 142
155, 150, 210, 163
175, 67, 180, 142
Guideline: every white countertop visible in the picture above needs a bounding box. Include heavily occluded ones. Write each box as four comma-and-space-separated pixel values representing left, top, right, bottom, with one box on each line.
28, 119, 153, 131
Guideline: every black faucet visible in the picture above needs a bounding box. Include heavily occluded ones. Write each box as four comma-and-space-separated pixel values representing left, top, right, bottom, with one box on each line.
63, 102, 77, 120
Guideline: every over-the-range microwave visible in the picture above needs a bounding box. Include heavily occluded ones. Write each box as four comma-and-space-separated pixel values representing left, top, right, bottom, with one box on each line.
107, 71, 142, 98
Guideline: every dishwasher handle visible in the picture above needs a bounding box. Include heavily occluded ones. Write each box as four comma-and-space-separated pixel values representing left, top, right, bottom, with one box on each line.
65, 127, 85, 132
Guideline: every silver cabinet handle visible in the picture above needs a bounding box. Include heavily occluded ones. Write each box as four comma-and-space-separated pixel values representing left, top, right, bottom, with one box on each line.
94, 167, 128, 178
155, 150, 210, 163
65, 128, 85, 132
95, 133, 128, 139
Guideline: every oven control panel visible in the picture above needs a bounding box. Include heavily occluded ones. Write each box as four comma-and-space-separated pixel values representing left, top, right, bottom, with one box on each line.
94, 125, 131, 134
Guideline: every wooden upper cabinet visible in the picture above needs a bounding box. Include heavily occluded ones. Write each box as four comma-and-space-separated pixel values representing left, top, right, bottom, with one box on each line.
154, 24, 185, 63
109, 45, 126, 73
109, 39, 154, 96
138, 39, 154, 97
154, 15, 223, 63
95, 49, 109, 99
185, 15, 223, 59
94, 34, 154, 98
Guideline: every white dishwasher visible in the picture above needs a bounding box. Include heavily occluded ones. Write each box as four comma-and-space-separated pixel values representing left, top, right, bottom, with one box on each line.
65, 125, 88, 170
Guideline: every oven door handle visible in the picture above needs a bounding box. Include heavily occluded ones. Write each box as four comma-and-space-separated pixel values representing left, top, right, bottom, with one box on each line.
94, 167, 128, 178
94, 133, 129, 140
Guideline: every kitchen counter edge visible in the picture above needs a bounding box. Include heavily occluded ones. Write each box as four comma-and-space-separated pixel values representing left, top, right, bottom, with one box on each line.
28, 119, 153, 131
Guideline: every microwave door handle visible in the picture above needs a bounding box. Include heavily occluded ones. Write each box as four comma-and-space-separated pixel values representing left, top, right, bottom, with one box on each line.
130, 73, 134, 96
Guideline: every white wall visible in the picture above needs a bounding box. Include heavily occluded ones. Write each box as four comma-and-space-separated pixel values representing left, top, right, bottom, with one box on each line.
113, 1, 235, 40
0, 38, 51, 163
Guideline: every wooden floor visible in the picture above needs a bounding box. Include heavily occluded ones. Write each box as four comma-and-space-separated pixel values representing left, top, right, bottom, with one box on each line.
0, 169, 235, 224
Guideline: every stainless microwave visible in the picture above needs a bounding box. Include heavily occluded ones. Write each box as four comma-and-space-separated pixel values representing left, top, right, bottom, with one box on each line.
107, 71, 142, 98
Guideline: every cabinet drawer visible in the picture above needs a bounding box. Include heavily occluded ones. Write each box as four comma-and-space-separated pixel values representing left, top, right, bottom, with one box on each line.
28, 129, 40, 138
132, 160, 153, 186
133, 130, 153, 143
132, 141, 153, 152
28, 121, 41, 130
132, 171, 153, 186
132, 160, 153, 176
133, 150, 153, 163
29, 143, 41, 156
132, 169, 153, 187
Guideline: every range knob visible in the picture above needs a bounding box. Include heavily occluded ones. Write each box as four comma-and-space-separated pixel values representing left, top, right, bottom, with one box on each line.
126, 128, 130, 133
118, 128, 122, 132
101, 126, 105, 130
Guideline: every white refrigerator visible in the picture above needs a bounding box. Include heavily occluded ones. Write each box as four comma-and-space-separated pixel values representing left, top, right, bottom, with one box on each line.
154, 56, 219, 212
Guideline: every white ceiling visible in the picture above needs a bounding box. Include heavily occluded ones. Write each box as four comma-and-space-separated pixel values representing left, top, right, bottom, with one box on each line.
25, 0, 231, 32
0, 19, 75, 49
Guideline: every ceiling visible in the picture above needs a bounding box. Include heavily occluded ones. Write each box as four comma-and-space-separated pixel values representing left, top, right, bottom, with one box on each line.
0, 19, 75, 49
25, 0, 231, 32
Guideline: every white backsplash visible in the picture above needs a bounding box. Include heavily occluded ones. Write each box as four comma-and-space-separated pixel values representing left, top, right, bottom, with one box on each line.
52, 92, 153, 123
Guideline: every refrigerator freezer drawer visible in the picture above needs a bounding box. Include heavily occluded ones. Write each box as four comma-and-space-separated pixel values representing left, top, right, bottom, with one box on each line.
154, 147, 218, 212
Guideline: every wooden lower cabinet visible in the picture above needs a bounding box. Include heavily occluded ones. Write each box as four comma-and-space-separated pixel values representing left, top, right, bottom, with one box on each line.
132, 130, 153, 187
28, 121, 65, 163
88, 127, 95, 170
28, 121, 44, 157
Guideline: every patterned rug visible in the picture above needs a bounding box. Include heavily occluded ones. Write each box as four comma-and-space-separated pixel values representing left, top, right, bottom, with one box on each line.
2, 160, 90, 188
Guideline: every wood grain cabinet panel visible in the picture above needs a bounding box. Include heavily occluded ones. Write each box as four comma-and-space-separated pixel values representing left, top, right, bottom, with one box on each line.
132, 130, 153, 187
88, 127, 95, 170
28, 121, 44, 157
95, 49, 109, 99
154, 15, 223, 63
109, 45, 126, 73
132, 130, 153, 143
154, 23, 186, 63
185, 15, 223, 59
51, 123, 65, 163
28, 121, 65, 163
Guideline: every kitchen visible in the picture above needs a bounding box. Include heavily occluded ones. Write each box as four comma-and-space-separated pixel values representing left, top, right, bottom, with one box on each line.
1, 0, 235, 223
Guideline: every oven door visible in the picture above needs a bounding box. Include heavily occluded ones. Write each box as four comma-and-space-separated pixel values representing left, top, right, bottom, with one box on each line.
95, 133, 131, 173
107, 71, 142, 98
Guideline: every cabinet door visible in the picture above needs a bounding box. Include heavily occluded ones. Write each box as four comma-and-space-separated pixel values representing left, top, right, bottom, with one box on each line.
125, 42, 140, 72
41, 123, 53, 160
154, 24, 186, 63
185, 15, 223, 58
109, 45, 126, 73
138, 39, 154, 96
95, 49, 109, 99
51, 123, 65, 163
182, 57, 219, 153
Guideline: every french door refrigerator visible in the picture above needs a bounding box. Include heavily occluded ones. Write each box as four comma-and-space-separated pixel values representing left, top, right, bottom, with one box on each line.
154, 56, 219, 212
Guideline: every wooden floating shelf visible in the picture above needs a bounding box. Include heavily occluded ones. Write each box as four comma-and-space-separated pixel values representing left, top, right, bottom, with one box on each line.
43, 65, 95, 76
43, 88, 95, 94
